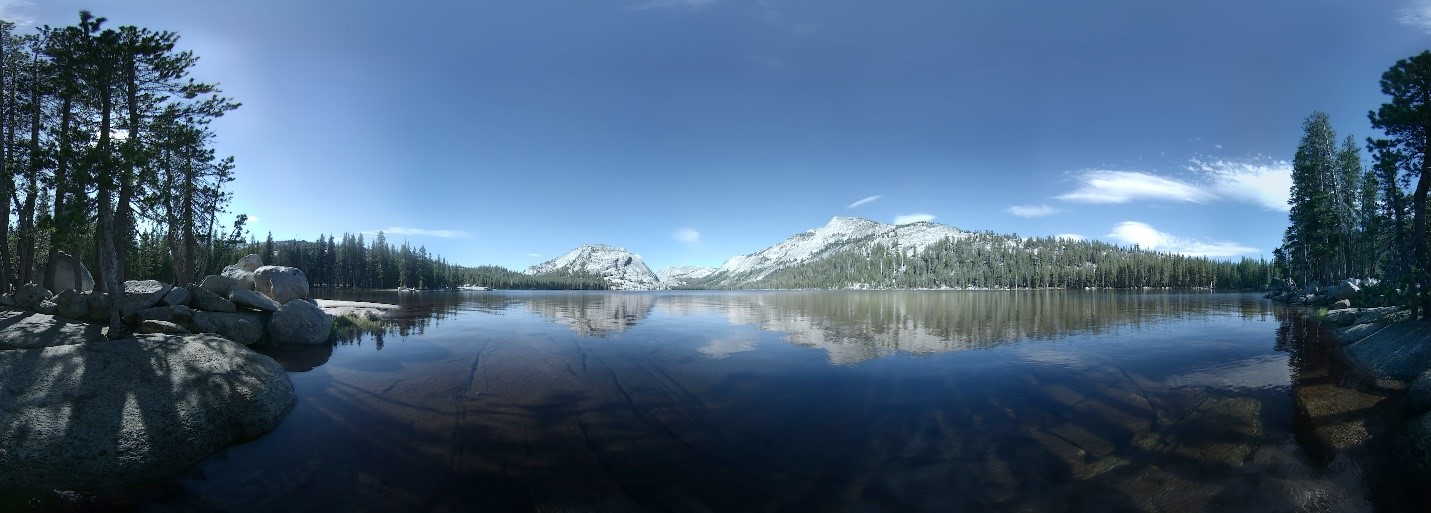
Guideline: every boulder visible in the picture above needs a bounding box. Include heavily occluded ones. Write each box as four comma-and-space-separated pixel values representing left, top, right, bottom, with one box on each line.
1358, 307, 1406, 325
200, 274, 239, 297
35, 300, 57, 316
1332, 299, 1352, 310
49, 250, 94, 293
231, 253, 264, 272
161, 286, 191, 307
1324, 308, 1358, 327
220, 254, 264, 291
0, 334, 295, 490
1328, 280, 1360, 301
131, 305, 195, 325
86, 292, 111, 321
0, 294, 14, 308
189, 311, 267, 346
1345, 321, 1431, 381
254, 266, 310, 304
138, 320, 190, 335
228, 287, 280, 313
187, 284, 236, 313
119, 280, 173, 319
15, 283, 51, 309
268, 299, 332, 346
221, 267, 255, 292
53, 289, 88, 320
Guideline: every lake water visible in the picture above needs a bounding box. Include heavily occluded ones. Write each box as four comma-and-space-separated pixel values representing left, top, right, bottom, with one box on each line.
25, 290, 1422, 511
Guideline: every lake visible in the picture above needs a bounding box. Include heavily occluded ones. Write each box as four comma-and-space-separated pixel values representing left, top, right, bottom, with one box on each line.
34, 290, 1423, 511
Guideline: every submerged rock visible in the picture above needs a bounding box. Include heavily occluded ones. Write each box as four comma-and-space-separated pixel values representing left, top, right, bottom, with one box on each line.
0, 334, 294, 491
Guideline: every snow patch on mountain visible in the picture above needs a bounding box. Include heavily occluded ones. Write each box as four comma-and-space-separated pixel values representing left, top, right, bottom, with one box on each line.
525, 244, 665, 290
657, 266, 717, 286
708, 217, 965, 286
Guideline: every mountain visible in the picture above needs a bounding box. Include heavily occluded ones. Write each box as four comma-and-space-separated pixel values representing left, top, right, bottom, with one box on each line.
525, 244, 664, 290
698, 216, 966, 287
656, 266, 718, 287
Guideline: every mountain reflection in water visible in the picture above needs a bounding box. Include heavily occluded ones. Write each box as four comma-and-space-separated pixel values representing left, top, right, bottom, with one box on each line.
70, 289, 1410, 512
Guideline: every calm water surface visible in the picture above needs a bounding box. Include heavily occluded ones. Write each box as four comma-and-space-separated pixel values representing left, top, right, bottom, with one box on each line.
95, 291, 1423, 510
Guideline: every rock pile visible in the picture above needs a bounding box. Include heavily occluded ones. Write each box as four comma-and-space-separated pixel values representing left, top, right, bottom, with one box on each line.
1264, 278, 1381, 308
0, 254, 334, 347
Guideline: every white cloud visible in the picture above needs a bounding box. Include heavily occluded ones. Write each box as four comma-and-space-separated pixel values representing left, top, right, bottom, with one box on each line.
526, 253, 543, 258
1057, 170, 1215, 204
894, 213, 935, 225
1106, 221, 1257, 258
847, 195, 883, 209
1007, 204, 1061, 218
628, 0, 716, 10
1054, 233, 1085, 241
246, 215, 262, 225
0, 0, 36, 25
370, 227, 473, 239
1400, 0, 1431, 31
674, 227, 701, 245
1189, 158, 1292, 212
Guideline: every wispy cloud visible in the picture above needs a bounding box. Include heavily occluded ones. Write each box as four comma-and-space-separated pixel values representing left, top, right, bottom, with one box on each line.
525, 253, 544, 258
1057, 170, 1215, 205
0, 0, 36, 26
628, 0, 716, 10
1400, 0, 1431, 31
894, 213, 935, 225
1055, 233, 1085, 241
1007, 204, 1062, 218
1189, 158, 1292, 212
369, 227, 473, 239
674, 227, 702, 245
1106, 221, 1257, 258
847, 195, 883, 209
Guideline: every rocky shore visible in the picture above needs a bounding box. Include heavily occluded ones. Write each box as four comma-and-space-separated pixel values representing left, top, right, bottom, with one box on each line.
1266, 278, 1431, 480
0, 254, 395, 493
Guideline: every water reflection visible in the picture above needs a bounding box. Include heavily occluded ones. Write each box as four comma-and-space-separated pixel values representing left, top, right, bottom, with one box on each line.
320, 290, 1275, 363
42, 290, 1411, 511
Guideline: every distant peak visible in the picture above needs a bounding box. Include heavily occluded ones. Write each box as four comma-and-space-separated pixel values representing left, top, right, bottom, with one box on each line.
825, 216, 880, 227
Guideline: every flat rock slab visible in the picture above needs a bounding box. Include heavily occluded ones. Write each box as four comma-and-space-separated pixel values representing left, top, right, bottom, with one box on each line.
0, 311, 106, 350
315, 299, 399, 320
0, 334, 295, 491
1345, 321, 1431, 382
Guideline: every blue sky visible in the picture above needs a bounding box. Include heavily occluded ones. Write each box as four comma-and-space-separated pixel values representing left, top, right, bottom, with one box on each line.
7, 0, 1430, 270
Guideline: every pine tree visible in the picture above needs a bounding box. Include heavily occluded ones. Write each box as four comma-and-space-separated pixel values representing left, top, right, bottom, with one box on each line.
1369, 50, 1431, 317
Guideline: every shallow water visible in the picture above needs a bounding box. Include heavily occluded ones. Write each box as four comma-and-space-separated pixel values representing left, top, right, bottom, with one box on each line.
14, 290, 1421, 511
